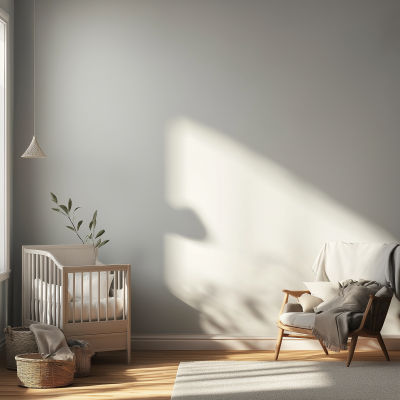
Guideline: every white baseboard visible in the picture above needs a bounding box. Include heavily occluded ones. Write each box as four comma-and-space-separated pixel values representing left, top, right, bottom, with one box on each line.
131, 334, 400, 351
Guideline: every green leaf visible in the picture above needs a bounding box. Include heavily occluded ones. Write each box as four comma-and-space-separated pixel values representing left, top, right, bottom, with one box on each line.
95, 229, 105, 239
68, 199, 72, 211
77, 220, 83, 231
59, 205, 69, 214
95, 238, 101, 248
74, 207, 81, 213
66, 226, 75, 231
88, 233, 92, 239
97, 240, 109, 249
89, 221, 93, 230
51, 207, 61, 213
93, 220, 97, 229
92, 210, 98, 222
50, 192, 58, 203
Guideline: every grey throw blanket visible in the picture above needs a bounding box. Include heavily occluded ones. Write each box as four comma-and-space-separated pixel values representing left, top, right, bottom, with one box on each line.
29, 324, 74, 362
312, 280, 393, 352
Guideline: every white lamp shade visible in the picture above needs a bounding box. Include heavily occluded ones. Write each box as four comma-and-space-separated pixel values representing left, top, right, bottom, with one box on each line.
21, 136, 46, 158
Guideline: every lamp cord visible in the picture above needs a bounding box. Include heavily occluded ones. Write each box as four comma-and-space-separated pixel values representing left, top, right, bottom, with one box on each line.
33, 0, 35, 138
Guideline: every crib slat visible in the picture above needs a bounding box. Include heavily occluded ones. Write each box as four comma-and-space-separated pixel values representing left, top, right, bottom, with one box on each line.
44, 257, 48, 324
73, 273, 76, 324
98, 272, 100, 322
57, 268, 61, 328
117, 271, 120, 317
54, 264, 57, 327
49, 260, 53, 325
30, 254, 34, 320
53, 262, 57, 326
60, 270, 64, 329
81, 272, 83, 323
123, 270, 126, 320
55, 263, 58, 326
114, 271, 117, 321
53, 266, 56, 327
106, 271, 109, 321
53, 261, 57, 326
89, 272, 92, 322
35, 256, 39, 322
40, 256, 44, 323
53, 261, 56, 325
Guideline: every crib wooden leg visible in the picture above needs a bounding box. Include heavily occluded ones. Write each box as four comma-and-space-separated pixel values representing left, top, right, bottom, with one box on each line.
127, 333, 131, 364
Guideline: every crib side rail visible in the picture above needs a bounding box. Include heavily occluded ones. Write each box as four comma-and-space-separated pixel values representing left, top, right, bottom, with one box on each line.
22, 248, 65, 329
63, 264, 131, 328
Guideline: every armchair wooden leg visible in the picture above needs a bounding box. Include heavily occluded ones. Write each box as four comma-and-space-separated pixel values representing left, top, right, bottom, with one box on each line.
377, 334, 390, 361
318, 339, 329, 355
346, 335, 358, 367
274, 328, 284, 361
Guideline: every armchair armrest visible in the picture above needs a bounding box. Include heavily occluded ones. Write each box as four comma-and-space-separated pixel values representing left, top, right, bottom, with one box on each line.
278, 290, 311, 318
282, 290, 310, 298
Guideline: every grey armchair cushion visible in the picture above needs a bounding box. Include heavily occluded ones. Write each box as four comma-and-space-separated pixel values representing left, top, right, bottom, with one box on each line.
279, 312, 315, 329
282, 303, 303, 313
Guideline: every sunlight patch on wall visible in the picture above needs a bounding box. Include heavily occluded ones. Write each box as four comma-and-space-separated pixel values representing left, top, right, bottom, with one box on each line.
164, 117, 398, 335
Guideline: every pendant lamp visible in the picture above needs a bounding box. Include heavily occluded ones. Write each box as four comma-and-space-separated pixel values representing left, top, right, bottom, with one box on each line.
21, 0, 46, 158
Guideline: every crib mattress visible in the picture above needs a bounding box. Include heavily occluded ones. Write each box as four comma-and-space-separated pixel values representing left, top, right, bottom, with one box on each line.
31, 297, 127, 324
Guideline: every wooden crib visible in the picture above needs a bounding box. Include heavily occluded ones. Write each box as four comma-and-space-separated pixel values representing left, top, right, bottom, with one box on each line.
22, 244, 131, 364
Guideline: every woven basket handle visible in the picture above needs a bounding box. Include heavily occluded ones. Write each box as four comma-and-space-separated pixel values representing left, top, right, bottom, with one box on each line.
4, 326, 12, 341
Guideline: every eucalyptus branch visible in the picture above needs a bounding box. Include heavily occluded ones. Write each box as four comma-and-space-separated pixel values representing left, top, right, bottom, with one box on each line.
66, 214, 84, 244
50, 192, 110, 252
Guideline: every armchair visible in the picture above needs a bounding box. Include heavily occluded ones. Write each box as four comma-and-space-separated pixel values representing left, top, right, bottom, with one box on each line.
274, 241, 399, 366
275, 290, 392, 366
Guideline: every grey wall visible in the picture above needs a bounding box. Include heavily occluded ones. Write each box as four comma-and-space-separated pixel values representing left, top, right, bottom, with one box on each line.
0, 0, 13, 350
0, 278, 9, 349
13, 0, 400, 336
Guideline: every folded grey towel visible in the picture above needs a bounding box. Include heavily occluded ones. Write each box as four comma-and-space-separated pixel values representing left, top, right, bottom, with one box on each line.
29, 324, 74, 362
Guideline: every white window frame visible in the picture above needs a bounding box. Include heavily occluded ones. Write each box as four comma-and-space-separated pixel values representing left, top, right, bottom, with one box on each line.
0, 8, 9, 283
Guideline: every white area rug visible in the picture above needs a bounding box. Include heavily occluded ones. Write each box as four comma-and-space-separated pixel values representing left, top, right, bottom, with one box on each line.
171, 361, 400, 400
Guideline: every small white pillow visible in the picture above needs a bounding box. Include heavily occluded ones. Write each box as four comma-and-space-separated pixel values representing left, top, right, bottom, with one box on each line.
34, 278, 72, 303
68, 272, 114, 300
303, 281, 340, 303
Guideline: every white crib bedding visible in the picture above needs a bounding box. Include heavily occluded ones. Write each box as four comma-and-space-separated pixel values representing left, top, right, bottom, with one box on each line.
32, 297, 127, 323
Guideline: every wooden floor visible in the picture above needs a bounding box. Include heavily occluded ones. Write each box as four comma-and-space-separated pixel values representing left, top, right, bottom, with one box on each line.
1, 350, 399, 399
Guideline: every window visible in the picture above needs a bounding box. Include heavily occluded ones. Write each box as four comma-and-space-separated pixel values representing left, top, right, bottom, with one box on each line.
0, 8, 9, 282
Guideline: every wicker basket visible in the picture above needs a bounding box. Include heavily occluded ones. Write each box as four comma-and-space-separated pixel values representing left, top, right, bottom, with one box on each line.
4, 327, 39, 371
16, 353, 75, 388
68, 340, 95, 378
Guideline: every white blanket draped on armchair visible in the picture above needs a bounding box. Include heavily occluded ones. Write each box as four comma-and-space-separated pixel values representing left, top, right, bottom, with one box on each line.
312, 241, 400, 300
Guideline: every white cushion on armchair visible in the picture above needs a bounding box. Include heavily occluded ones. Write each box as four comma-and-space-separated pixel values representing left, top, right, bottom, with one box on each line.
303, 281, 340, 302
